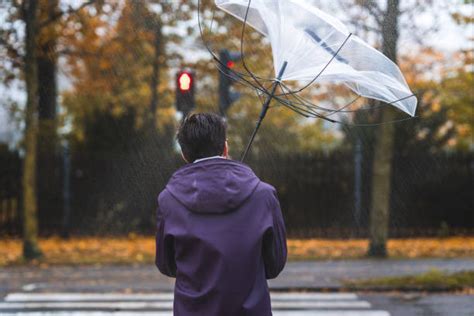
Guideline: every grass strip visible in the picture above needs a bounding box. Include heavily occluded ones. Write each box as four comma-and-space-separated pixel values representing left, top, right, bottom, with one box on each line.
344, 269, 474, 291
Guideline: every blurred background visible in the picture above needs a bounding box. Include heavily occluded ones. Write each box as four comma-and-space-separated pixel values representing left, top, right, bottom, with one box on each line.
0, 0, 472, 264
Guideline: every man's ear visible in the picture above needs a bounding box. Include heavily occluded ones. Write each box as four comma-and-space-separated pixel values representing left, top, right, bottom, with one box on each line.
223, 140, 229, 158
181, 151, 189, 163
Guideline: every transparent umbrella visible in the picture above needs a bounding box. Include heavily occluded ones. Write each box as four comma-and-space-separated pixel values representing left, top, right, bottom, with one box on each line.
200, 0, 418, 161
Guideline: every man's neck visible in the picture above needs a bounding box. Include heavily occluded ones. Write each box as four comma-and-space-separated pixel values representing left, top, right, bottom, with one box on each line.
193, 156, 225, 163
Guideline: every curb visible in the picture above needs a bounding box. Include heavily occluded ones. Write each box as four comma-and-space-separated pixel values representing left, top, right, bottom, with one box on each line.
270, 286, 473, 293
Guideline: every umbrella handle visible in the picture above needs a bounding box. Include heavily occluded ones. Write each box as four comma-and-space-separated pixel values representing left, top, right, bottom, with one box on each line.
240, 61, 288, 162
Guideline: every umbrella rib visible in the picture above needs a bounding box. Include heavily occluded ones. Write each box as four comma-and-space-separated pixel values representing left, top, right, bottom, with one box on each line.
197, 0, 275, 85
275, 82, 418, 126
338, 115, 419, 127
239, 0, 278, 92
240, 61, 288, 162
283, 32, 353, 96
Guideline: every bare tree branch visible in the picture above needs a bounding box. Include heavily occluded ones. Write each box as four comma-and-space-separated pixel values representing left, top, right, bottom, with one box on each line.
347, 19, 381, 33
339, 0, 382, 35
57, 47, 99, 57
356, 0, 383, 26
39, 0, 97, 29
11, 0, 22, 10
0, 30, 23, 62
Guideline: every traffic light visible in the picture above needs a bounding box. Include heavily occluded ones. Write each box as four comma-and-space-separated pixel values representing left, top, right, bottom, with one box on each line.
219, 49, 241, 116
176, 70, 195, 116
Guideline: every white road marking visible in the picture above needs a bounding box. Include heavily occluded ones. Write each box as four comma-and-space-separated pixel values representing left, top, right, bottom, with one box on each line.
271, 293, 359, 300
276, 312, 390, 316
273, 301, 371, 309
20, 284, 38, 292
6, 292, 358, 302
0, 292, 390, 316
0, 312, 391, 316
0, 301, 174, 310
5, 293, 175, 302
0, 300, 371, 310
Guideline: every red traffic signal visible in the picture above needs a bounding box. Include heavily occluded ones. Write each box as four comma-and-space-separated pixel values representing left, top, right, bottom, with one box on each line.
176, 70, 195, 115
178, 72, 192, 91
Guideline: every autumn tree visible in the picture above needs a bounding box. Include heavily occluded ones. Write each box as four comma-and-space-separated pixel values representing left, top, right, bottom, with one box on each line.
21, 0, 42, 259
1, 1, 37, 257
440, 54, 473, 151
366, 0, 401, 257
393, 49, 462, 155
337, 0, 444, 257
0, 0, 101, 259
62, 0, 196, 136
37, 0, 62, 238
60, 1, 198, 231
391, 2, 473, 153
442, 4, 473, 150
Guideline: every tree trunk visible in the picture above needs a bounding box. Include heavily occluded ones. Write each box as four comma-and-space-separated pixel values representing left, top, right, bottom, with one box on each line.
367, 0, 400, 257
22, 0, 43, 260
37, 0, 62, 235
149, 20, 162, 127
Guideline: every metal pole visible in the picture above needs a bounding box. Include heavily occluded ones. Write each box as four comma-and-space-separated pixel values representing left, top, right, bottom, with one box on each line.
240, 61, 288, 162
354, 137, 362, 226
61, 140, 71, 238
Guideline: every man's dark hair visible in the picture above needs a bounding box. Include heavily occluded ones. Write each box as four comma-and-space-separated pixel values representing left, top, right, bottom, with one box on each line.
177, 113, 227, 162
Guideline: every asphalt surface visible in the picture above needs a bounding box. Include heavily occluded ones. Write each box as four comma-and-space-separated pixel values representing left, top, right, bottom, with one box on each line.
0, 292, 390, 315
361, 293, 474, 316
0, 291, 473, 315
1, 259, 473, 315
1, 259, 474, 294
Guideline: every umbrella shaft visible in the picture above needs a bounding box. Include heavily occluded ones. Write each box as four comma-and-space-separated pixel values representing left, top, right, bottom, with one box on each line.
240, 61, 288, 162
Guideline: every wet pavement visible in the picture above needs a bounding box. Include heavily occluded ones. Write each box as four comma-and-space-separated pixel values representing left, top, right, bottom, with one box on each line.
1, 259, 474, 294
0, 291, 472, 315
0, 292, 391, 315
361, 293, 474, 316
1, 260, 473, 315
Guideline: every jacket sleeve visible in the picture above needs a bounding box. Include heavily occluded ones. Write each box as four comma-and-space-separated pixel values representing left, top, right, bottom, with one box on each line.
155, 198, 177, 278
262, 188, 288, 279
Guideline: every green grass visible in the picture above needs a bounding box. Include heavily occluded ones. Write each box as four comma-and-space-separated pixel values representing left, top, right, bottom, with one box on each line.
344, 269, 474, 291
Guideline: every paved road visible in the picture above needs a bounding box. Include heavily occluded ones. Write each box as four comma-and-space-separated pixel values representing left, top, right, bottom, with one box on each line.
0, 292, 390, 316
362, 293, 474, 316
1, 259, 473, 315
1, 259, 473, 294
1, 291, 473, 315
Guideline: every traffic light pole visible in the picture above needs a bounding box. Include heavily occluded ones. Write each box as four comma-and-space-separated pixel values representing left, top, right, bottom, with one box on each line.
219, 49, 242, 116
240, 61, 288, 162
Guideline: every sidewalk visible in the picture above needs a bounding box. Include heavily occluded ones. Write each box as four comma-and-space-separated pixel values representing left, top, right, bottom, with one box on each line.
1, 259, 473, 295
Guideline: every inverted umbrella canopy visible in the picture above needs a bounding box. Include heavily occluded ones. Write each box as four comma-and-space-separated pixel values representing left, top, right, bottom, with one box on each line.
215, 0, 417, 116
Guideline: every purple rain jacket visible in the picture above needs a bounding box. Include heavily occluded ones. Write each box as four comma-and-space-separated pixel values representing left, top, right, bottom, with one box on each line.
155, 158, 287, 316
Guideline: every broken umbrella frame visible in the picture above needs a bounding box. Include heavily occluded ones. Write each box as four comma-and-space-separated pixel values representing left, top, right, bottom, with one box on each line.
197, 0, 418, 162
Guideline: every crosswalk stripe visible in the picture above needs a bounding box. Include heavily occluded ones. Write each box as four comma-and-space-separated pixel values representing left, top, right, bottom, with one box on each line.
0, 312, 391, 316
5, 292, 358, 302
0, 292, 390, 316
275, 312, 389, 316
4, 293, 175, 302
0, 300, 371, 310
271, 293, 358, 301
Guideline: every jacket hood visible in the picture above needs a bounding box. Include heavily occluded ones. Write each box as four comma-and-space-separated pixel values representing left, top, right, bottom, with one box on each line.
165, 158, 260, 214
